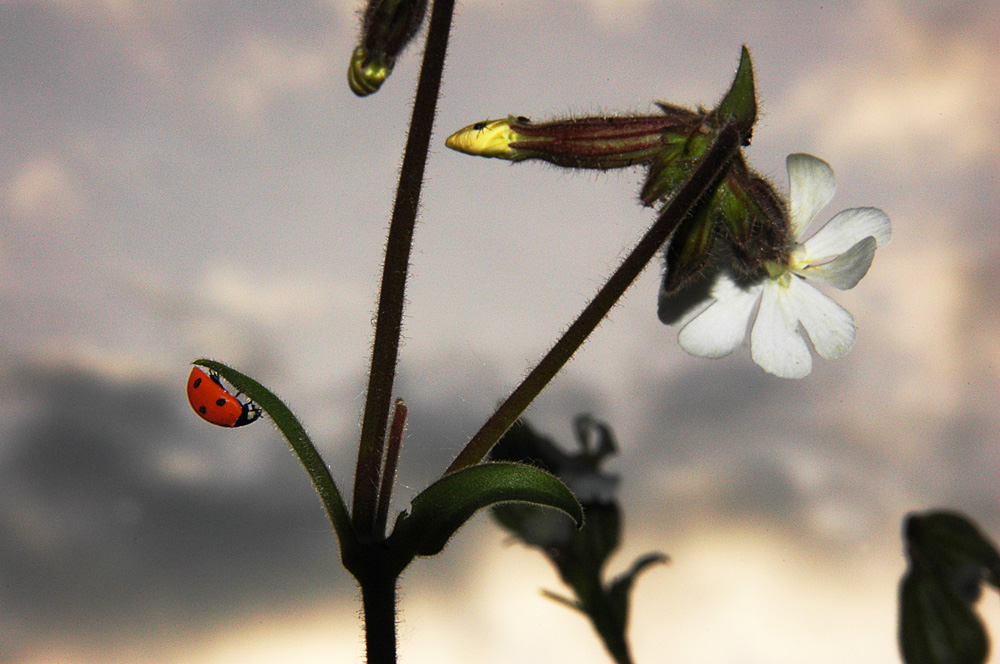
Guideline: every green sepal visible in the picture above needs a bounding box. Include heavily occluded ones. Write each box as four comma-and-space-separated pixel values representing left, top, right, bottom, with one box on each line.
726, 171, 790, 275
900, 567, 988, 664
192, 359, 358, 568
661, 193, 718, 293
389, 462, 584, 558
640, 128, 712, 207
715, 173, 751, 242
715, 46, 757, 145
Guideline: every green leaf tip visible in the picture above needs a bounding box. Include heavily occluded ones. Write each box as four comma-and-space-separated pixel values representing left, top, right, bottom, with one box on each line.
389, 462, 584, 559
716, 46, 757, 145
191, 359, 357, 569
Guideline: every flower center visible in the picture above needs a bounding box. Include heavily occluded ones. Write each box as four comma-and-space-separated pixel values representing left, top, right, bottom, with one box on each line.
764, 258, 796, 289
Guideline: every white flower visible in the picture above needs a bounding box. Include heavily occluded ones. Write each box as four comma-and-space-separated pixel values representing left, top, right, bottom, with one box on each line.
671, 153, 891, 378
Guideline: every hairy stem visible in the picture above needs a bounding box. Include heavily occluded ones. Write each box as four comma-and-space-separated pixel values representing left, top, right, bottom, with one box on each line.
353, 0, 456, 537
446, 122, 742, 474
360, 565, 399, 664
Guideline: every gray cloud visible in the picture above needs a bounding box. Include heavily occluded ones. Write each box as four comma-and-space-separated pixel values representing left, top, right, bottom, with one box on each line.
0, 364, 356, 659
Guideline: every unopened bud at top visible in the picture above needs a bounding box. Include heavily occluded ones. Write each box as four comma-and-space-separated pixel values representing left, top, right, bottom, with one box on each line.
348, 0, 429, 96
446, 107, 701, 170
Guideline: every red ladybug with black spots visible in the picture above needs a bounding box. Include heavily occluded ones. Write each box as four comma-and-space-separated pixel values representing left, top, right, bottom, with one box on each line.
187, 366, 262, 427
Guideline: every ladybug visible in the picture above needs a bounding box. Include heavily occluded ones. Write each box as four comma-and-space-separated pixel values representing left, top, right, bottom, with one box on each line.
186, 366, 262, 427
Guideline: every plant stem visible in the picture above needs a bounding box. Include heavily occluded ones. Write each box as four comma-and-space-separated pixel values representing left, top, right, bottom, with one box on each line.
353, 0, 456, 537
445, 122, 743, 474
586, 588, 634, 664
360, 563, 400, 664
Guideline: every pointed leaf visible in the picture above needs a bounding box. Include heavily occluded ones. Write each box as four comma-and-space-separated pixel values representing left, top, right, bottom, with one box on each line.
193, 360, 357, 567
390, 462, 583, 558
607, 552, 670, 624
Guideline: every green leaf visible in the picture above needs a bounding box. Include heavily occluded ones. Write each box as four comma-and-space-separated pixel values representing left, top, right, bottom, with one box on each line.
715, 45, 757, 144
390, 462, 584, 558
193, 360, 357, 568
900, 567, 988, 664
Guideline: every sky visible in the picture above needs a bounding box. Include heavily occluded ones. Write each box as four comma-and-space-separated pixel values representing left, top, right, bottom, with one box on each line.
1, 0, 1000, 662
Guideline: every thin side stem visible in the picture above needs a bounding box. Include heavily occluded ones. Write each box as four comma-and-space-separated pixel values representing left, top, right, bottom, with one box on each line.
446, 123, 742, 474
353, 0, 456, 536
374, 399, 407, 537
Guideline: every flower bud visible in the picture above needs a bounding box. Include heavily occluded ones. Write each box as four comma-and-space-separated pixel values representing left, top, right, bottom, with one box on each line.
348, 0, 428, 96
348, 46, 394, 97
446, 106, 701, 170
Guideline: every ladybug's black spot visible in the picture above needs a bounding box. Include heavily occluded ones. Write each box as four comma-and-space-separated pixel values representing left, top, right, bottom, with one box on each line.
198, 406, 208, 414
215, 398, 227, 407
193, 377, 202, 388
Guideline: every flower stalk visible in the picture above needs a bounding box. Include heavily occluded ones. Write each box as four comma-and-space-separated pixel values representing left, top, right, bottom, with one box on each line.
353, 0, 453, 538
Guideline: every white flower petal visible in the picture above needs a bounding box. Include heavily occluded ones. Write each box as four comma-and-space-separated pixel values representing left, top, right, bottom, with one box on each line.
802, 207, 892, 259
786, 278, 857, 359
787, 153, 836, 238
798, 236, 877, 290
750, 281, 812, 378
678, 273, 762, 358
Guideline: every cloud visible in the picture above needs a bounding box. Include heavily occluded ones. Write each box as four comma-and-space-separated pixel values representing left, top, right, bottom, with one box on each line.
3, 158, 89, 225
0, 363, 356, 661
198, 263, 358, 327
200, 33, 337, 128
773, 1, 999, 168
